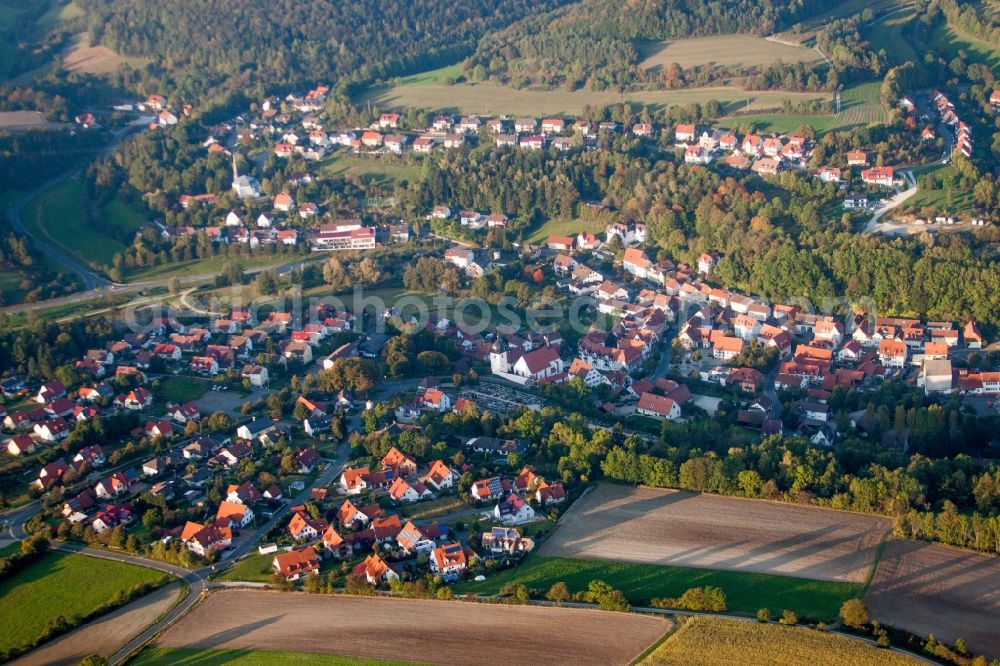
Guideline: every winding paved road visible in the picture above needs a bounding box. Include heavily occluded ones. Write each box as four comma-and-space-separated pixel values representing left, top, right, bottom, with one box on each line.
5, 126, 143, 291
6, 169, 109, 291
0, 255, 326, 316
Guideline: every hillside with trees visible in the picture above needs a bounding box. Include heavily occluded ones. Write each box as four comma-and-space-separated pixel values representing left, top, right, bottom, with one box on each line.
463, 0, 842, 90
75, 0, 573, 106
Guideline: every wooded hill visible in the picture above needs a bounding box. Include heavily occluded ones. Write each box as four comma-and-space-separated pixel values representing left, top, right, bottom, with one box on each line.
464, 0, 839, 90
74, 0, 573, 102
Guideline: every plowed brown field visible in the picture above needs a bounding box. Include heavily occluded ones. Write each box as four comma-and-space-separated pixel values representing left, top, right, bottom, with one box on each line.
865, 540, 1000, 659
156, 590, 670, 665
540, 484, 892, 582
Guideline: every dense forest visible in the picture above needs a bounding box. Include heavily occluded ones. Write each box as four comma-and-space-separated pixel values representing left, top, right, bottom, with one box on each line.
75, 0, 573, 107
464, 0, 838, 90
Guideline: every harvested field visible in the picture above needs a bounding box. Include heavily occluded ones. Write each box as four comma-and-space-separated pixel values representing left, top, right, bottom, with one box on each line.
156, 589, 670, 666
357, 82, 829, 117
134, 648, 418, 665
0, 111, 64, 130
14, 582, 183, 666
865, 540, 1000, 659
638, 35, 820, 72
642, 615, 924, 666
62, 33, 149, 75
541, 483, 892, 582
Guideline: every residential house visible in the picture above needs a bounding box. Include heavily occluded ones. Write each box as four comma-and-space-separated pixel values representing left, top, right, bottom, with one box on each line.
381, 446, 418, 477
288, 511, 328, 540
272, 546, 320, 580
353, 553, 399, 584
430, 542, 468, 577
623, 248, 652, 279
494, 493, 536, 525
36, 380, 66, 404
471, 476, 513, 502
322, 526, 353, 559
6, 434, 36, 456
636, 392, 681, 421
227, 481, 263, 504
751, 158, 780, 177
482, 526, 533, 556
424, 460, 458, 490
216, 500, 254, 529
546, 235, 575, 251
240, 364, 269, 388
34, 418, 71, 442
536, 481, 567, 505
862, 166, 895, 188
713, 336, 744, 360
388, 477, 433, 503
878, 339, 908, 368
675, 123, 696, 143
847, 150, 868, 166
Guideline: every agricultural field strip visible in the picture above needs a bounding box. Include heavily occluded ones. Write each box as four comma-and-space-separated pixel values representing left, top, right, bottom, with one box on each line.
638, 35, 822, 71
358, 82, 830, 117
864, 540, 1000, 659
642, 615, 925, 666
540, 484, 892, 583
155, 590, 671, 666
12, 583, 184, 666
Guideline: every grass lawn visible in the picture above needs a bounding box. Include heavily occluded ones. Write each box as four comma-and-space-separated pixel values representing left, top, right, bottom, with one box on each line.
399, 62, 464, 86
863, 5, 919, 66
133, 647, 423, 666
216, 552, 275, 583
23, 175, 126, 268
928, 20, 1000, 68
718, 113, 842, 135
454, 556, 861, 621
642, 616, 923, 666
398, 496, 466, 520
720, 82, 888, 135
155, 376, 211, 404
125, 251, 309, 282
320, 152, 423, 186
526, 216, 608, 243
0, 551, 170, 653
906, 164, 975, 213
101, 197, 148, 238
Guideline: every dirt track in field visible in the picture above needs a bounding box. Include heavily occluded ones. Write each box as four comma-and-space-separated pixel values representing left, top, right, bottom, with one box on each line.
14, 583, 183, 666
540, 484, 892, 582
864, 540, 1000, 659
156, 589, 670, 665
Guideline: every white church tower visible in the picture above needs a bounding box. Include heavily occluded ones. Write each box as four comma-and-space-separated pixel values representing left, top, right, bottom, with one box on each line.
231, 153, 261, 199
